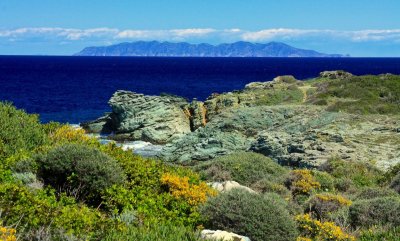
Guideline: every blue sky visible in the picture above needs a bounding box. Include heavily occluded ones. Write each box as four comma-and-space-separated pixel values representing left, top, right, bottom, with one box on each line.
1, 0, 400, 56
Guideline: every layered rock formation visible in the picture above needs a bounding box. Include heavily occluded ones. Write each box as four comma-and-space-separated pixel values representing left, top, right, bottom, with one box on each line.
83, 91, 192, 144
82, 71, 400, 169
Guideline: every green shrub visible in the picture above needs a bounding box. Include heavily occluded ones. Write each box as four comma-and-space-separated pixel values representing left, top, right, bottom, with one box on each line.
104, 224, 204, 241
390, 173, 400, 194
0, 182, 109, 240
320, 158, 383, 187
356, 187, 399, 200
36, 144, 125, 203
349, 196, 400, 228
285, 169, 321, 196
251, 178, 291, 198
100, 143, 208, 226
305, 193, 352, 220
312, 170, 335, 192
310, 74, 400, 114
359, 226, 400, 241
200, 189, 298, 241
0, 103, 48, 183
382, 163, 400, 184
11, 172, 37, 185
334, 177, 356, 192
0, 102, 47, 160
196, 151, 288, 186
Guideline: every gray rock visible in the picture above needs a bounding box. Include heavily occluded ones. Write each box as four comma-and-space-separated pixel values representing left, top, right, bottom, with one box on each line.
210, 181, 257, 194
83, 91, 191, 144
319, 70, 353, 79
201, 230, 251, 241
83, 74, 400, 170
249, 131, 289, 158
159, 126, 250, 162
80, 114, 113, 134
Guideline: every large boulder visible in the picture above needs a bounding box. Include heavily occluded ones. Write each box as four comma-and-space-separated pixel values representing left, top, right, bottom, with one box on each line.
201, 230, 251, 241
210, 181, 257, 194
82, 91, 191, 144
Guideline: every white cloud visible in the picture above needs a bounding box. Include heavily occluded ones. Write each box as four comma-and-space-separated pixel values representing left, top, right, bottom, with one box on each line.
59, 28, 119, 40
115, 28, 216, 40
1, 27, 400, 43
0, 27, 118, 40
241, 28, 400, 42
241, 28, 315, 41
170, 28, 215, 36
349, 29, 400, 41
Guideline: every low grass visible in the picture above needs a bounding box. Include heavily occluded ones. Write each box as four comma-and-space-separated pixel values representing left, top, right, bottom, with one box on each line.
307, 74, 400, 115
103, 224, 206, 241
252, 86, 304, 106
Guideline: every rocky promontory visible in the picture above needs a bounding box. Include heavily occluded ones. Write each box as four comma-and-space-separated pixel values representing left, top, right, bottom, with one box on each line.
82, 71, 400, 169
82, 91, 192, 144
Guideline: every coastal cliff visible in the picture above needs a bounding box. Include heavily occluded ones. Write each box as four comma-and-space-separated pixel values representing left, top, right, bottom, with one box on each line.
82, 71, 400, 169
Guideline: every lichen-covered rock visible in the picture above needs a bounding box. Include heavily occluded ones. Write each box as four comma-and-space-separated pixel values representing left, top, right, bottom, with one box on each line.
159, 126, 250, 162
161, 104, 400, 169
319, 70, 353, 79
250, 131, 290, 158
84, 73, 400, 170
82, 91, 191, 144
203, 92, 240, 121
201, 230, 251, 241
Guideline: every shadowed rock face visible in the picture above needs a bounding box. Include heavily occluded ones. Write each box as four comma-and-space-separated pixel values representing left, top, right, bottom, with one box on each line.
83, 71, 400, 169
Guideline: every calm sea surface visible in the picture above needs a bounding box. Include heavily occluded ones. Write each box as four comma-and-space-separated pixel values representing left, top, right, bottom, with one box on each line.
1, 56, 400, 123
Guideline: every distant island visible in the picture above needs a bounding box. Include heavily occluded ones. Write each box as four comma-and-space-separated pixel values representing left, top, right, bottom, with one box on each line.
75, 41, 345, 57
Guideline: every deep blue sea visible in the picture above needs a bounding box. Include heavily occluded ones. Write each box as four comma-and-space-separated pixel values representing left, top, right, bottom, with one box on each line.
1, 56, 400, 124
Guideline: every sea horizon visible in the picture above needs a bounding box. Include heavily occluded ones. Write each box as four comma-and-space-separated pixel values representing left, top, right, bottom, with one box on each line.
1, 55, 400, 124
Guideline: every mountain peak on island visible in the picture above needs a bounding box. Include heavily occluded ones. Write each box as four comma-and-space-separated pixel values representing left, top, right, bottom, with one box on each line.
75, 41, 345, 57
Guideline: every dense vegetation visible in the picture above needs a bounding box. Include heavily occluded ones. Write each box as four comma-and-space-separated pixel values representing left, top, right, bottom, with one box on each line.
0, 103, 215, 240
0, 102, 399, 240
308, 74, 400, 114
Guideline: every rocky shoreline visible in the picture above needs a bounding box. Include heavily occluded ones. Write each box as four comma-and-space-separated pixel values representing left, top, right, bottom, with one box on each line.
82, 71, 400, 169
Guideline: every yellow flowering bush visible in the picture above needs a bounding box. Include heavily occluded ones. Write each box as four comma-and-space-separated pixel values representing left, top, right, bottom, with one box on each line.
296, 214, 355, 241
0, 226, 16, 241
306, 194, 352, 220
296, 237, 312, 241
315, 194, 352, 206
48, 125, 97, 145
287, 170, 321, 195
161, 173, 217, 206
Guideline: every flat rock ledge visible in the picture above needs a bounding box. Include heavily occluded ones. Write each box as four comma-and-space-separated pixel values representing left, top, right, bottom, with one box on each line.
201, 230, 251, 241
